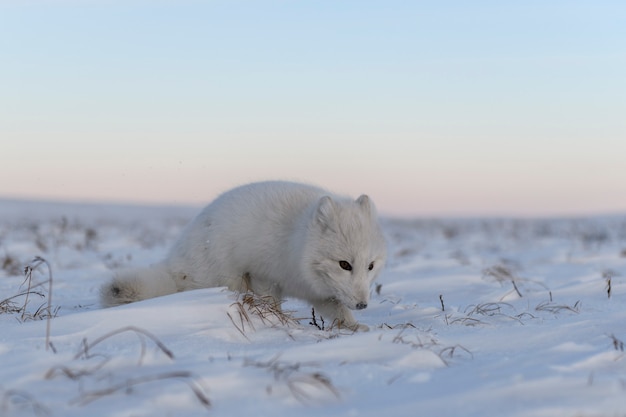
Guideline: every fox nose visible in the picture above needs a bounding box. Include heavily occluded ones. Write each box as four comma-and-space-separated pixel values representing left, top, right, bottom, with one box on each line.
356, 302, 368, 310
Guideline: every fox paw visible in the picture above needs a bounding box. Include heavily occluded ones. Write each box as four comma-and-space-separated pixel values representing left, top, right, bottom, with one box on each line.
353, 323, 370, 332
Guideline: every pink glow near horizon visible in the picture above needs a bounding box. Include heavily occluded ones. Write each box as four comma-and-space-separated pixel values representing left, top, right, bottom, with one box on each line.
1, 2, 625, 217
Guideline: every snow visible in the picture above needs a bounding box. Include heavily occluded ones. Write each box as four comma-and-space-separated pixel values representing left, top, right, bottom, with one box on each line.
1, 199, 625, 417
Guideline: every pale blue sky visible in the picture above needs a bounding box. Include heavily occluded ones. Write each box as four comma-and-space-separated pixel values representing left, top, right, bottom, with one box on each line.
1, 1, 625, 216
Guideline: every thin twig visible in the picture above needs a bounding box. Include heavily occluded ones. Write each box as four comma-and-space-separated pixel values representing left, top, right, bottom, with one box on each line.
309, 308, 325, 330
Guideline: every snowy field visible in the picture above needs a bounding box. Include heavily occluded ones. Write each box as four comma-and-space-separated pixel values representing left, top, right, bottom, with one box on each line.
1, 199, 625, 417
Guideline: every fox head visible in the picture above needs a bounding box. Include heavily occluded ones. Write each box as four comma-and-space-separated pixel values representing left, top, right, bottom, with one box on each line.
305, 194, 387, 310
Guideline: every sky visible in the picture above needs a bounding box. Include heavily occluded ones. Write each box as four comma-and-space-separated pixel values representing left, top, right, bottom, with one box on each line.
1, 0, 625, 217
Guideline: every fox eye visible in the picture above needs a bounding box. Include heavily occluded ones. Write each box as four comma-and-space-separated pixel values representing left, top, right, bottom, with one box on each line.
339, 260, 352, 271
368, 262, 374, 271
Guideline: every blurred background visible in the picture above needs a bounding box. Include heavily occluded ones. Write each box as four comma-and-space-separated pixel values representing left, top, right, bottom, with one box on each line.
1, 0, 625, 217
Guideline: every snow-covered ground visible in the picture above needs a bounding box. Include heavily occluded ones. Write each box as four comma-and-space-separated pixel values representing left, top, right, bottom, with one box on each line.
1, 199, 625, 417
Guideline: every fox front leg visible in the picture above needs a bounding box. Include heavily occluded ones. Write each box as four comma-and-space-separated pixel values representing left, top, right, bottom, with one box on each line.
312, 299, 369, 332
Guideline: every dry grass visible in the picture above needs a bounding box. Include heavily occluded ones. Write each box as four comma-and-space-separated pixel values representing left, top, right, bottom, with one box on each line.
24, 257, 55, 350
73, 326, 174, 362
602, 269, 618, 299
392, 330, 438, 350
465, 302, 515, 316
1, 253, 23, 276
465, 302, 534, 323
483, 264, 552, 301
445, 315, 487, 326
441, 300, 547, 327
388, 323, 472, 366
1, 389, 51, 417
45, 326, 176, 381
243, 355, 340, 405
1, 256, 59, 352
227, 291, 300, 338
608, 334, 624, 352
381, 322, 416, 330
70, 371, 210, 409
0, 292, 30, 315
43, 326, 211, 411
440, 294, 583, 328
439, 344, 474, 362
483, 264, 523, 297
535, 300, 581, 314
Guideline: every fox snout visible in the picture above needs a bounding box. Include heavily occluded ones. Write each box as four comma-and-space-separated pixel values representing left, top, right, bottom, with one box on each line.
349, 286, 370, 310
341, 295, 369, 311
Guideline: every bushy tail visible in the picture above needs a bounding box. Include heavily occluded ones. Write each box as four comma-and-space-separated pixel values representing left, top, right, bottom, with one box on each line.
100, 264, 178, 307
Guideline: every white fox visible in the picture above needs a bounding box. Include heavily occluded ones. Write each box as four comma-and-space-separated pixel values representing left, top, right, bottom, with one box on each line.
100, 181, 387, 329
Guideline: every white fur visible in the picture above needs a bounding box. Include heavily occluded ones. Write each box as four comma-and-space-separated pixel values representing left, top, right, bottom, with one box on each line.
100, 181, 387, 328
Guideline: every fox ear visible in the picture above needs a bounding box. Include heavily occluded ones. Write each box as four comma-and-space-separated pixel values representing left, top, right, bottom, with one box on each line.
316, 196, 336, 231
356, 194, 371, 212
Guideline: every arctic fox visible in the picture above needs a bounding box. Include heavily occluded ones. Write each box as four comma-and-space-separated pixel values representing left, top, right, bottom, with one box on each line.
100, 181, 387, 329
